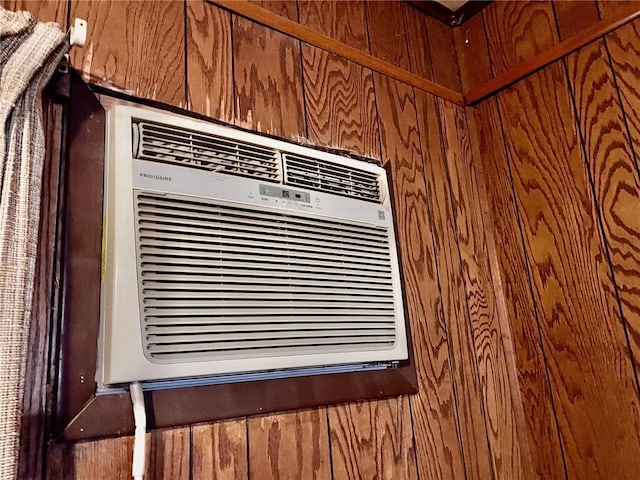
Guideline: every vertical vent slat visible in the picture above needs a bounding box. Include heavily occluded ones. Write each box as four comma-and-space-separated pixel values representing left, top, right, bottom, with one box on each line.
134, 121, 282, 182
283, 153, 381, 203
135, 191, 398, 362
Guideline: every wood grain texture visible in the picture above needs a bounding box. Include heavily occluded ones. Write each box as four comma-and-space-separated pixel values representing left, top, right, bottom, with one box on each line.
415, 94, 492, 480
606, 18, 640, 179
186, 1, 234, 122
233, 15, 305, 139
425, 16, 461, 92
605, 14, 640, 371
302, 45, 379, 158
145, 428, 191, 479
212, 0, 464, 104
454, 13, 492, 93
298, 0, 377, 158
483, 0, 558, 76
249, 0, 297, 20
192, 420, 248, 480
365, 0, 410, 70
298, 0, 368, 50
402, 3, 432, 80
567, 39, 640, 376
373, 72, 465, 480
467, 99, 566, 480
70, 0, 184, 106
598, 0, 640, 19
439, 99, 529, 480
466, 6, 640, 104
553, 0, 600, 40
498, 63, 640, 480
49, 428, 190, 479
1, 0, 67, 24
48, 441, 128, 480
248, 410, 330, 480
329, 398, 417, 480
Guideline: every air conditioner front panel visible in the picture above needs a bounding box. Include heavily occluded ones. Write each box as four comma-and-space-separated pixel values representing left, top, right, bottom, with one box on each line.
100, 105, 408, 386
136, 190, 398, 364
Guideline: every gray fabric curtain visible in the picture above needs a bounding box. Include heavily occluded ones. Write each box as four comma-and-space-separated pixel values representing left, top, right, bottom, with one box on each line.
0, 8, 67, 478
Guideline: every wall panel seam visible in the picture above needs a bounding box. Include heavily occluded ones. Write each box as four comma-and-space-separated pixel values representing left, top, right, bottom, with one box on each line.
366, 3, 384, 162
183, 0, 189, 108
560, 54, 640, 399
243, 417, 250, 479
297, 37, 309, 140
229, 10, 237, 120
412, 86, 469, 480
479, 9, 495, 79
601, 33, 640, 185
433, 97, 495, 480
405, 392, 422, 480
188, 424, 193, 480
325, 407, 335, 480
491, 93, 569, 480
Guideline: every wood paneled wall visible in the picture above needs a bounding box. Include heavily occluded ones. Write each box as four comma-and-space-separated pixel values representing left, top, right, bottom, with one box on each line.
0, 0, 515, 478
8, 0, 640, 478
459, 1, 640, 479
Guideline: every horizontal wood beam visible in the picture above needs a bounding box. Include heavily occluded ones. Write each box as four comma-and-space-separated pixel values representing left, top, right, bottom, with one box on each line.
208, 0, 465, 105
465, 7, 640, 104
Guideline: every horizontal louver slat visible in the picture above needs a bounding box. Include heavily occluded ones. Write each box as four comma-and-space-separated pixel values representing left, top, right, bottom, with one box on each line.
141, 284, 393, 294
140, 194, 384, 236
143, 291, 392, 302
147, 323, 395, 333
141, 262, 392, 279
139, 225, 389, 254
140, 252, 391, 274
139, 238, 391, 263
137, 196, 388, 241
135, 191, 398, 361
144, 307, 395, 317
135, 121, 282, 182
149, 330, 395, 344
145, 315, 395, 325
148, 337, 395, 357
141, 269, 394, 285
284, 153, 381, 203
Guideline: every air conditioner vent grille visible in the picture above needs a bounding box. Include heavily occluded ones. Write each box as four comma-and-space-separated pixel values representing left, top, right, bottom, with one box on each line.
135, 191, 398, 362
284, 153, 381, 203
134, 121, 282, 182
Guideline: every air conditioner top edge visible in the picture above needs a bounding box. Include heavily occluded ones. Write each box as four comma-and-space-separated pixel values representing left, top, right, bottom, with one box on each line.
108, 104, 387, 177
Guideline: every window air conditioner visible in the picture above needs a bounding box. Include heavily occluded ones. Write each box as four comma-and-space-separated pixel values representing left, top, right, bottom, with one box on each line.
99, 105, 408, 387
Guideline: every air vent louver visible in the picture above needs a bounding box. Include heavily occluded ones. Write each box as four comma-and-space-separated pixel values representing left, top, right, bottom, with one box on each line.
134, 121, 282, 182
135, 191, 397, 362
284, 153, 381, 203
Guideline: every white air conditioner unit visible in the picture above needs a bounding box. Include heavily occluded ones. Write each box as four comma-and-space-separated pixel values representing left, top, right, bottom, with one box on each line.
99, 105, 408, 386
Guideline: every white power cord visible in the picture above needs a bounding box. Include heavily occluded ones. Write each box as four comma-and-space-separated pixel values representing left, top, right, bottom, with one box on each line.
130, 382, 146, 480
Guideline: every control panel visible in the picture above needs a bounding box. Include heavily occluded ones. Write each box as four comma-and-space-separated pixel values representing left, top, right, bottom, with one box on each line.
259, 184, 311, 203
